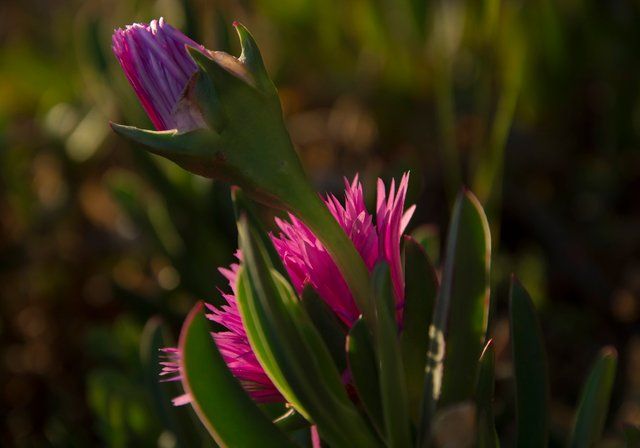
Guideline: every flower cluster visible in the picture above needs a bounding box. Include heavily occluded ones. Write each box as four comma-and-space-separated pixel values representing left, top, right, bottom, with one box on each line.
160, 174, 413, 403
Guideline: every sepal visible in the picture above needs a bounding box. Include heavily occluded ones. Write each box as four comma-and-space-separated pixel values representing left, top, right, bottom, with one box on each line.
109, 123, 225, 178
234, 21, 276, 95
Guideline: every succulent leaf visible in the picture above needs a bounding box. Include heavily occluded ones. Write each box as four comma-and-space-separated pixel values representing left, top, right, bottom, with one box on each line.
400, 236, 438, 423
510, 278, 549, 447
568, 347, 617, 448
177, 302, 295, 446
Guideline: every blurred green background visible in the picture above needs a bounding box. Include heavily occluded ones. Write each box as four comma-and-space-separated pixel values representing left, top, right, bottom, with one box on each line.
1, 0, 639, 446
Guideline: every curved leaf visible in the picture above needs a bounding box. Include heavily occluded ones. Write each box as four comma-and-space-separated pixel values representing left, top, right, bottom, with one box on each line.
237, 215, 381, 447
510, 278, 549, 447
178, 302, 295, 447
439, 189, 491, 407
401, 236, 438, 423
372, 263, 412, 447
301, 286, 348, 372
347, 317, 384, 434
568, 347, 617, 448
418, 189, 491, 447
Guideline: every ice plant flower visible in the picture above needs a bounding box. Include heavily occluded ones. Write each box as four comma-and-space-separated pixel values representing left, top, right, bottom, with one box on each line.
161, 174, 415, 403
273, 174, 415, 325
112, 17, 208, 132
112, 19, 382, 366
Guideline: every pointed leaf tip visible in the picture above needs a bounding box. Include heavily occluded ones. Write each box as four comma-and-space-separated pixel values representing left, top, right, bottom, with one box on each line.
110, 122, 178, 145
232, 22, 273, 94
568, 346, 617, 448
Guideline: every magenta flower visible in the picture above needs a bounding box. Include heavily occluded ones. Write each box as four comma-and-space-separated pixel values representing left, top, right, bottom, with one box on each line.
112, 17, 208, 132
273, 174, 415, 325
162, 174, 415, 403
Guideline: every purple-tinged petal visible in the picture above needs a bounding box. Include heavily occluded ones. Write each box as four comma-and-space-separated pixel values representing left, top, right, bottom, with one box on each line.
376, 172, 413, 319
159, 347, 193, 406
112, 17, 208, 132
205, 255, 284, 403
271, 174, 413, 325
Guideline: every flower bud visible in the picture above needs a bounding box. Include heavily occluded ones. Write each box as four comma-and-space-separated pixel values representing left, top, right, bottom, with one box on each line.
112, 17, 208, 132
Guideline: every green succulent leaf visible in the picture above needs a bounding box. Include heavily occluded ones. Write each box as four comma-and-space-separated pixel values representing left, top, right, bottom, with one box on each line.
418, 189, 491, 447
438, 189, 491, 407
178, 302, 295, 447
110, 122, 218, 154
347, 317, 384, 434
109, 123, 224, 178
400, 236, 438, 423
372, 263, 412, 447
476, 341, 499, 448
237, 215, 381, 447
301, 286, 348, 372
236, 270, 301, 413
510, 278, 549, 447
230, 187, 286, 275
410, 224, 440, 266
568, 347, 617, 448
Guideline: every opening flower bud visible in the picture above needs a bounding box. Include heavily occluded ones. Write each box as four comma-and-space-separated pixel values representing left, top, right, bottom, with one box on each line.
112, 17, 208, 132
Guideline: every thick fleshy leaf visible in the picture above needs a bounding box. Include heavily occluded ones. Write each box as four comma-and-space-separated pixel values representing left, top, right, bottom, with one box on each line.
438, 189, 491, 407
568, 347, 617, 448
372, 263, 412, 447
178, 302, 295, 447
510, 278, 549, 447
110, 123, 225, 179
236, 269, 301, 411
410, 224, 440, 266
110, 123, 218, 154
418, 189, 491, 446
237, 215, 381, 447
347, 317, 384, 434
476, 341, 499, 448
231, 187, 286, 275
301, 286, 347, 371
400, 236, 438, 423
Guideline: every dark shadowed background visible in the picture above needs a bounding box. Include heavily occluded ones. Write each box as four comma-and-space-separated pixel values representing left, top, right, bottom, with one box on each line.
1, 0, 639, 446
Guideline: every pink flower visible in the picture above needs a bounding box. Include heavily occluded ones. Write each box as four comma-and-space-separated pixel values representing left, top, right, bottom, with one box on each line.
164, 174, 415, 403
206, 257, 284, 402
112, 18, 208, 132
272, 174, 415, 325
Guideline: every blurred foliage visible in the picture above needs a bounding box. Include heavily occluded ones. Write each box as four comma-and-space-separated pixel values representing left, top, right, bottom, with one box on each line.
0, 0, 639, 446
